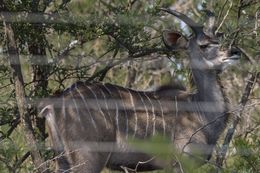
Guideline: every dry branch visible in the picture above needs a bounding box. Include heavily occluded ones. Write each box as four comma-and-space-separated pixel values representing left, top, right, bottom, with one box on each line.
216, 71, 259, 169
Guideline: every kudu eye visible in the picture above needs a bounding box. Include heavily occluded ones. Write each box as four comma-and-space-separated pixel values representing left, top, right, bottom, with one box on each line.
200, 44, 208, 49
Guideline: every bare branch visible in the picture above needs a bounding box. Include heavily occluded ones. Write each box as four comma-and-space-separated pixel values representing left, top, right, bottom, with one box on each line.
87, 47, 168, 82
14, 152, 31, 170
216, 71, 259, 169
215, 0, 233, 34
56, 40, 82, 62
87, 49, 119, 82
237, 46, 256, 64
217, 0, 229, 25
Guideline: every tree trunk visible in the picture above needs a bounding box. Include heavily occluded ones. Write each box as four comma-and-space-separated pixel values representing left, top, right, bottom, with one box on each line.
5, 22, 49, 173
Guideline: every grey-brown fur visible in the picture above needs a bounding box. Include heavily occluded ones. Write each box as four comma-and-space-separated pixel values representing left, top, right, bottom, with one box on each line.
38, 9, 240, 172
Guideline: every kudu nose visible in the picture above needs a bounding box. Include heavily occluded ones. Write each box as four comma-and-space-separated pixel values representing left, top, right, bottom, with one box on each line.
230, 47, 241, 56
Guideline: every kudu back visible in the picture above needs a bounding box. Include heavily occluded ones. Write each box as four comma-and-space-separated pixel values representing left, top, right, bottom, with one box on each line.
38, 8, 241, 172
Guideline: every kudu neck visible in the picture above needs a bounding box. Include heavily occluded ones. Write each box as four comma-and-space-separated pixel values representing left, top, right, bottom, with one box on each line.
191, 68, 224, 103
191, 67, 229, 120
191, 68, 229, 144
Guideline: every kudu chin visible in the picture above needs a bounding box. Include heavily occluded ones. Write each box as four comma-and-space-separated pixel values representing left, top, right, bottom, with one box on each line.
38, 8, 240, 173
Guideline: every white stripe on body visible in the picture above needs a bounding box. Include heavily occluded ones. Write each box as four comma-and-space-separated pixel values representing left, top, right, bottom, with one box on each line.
137, 92, 149, 137
75, 84, 97, 130
102, 84, 120, 132
116, 87, 129, 139
85, 84, 108, 128
62, 96, 66, 119
98, 85, 113, 122
143, 92, 156, 136
157, 99, 166, 136
69, 92, 80, 120
127, 89, 138, 138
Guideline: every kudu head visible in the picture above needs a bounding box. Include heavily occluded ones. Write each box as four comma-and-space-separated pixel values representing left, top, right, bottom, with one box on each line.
161, 8, 241, 71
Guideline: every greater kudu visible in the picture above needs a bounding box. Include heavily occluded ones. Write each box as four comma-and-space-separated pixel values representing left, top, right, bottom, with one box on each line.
38, 8, 241, 172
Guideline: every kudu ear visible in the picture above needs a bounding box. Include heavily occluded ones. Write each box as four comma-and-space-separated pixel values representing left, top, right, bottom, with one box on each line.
162, 30, 188, 50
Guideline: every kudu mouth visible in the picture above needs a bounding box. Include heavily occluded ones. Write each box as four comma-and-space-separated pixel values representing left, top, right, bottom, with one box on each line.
221, 47, 241, 69
223, 55, 240, 64
224, 47, 241, 61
